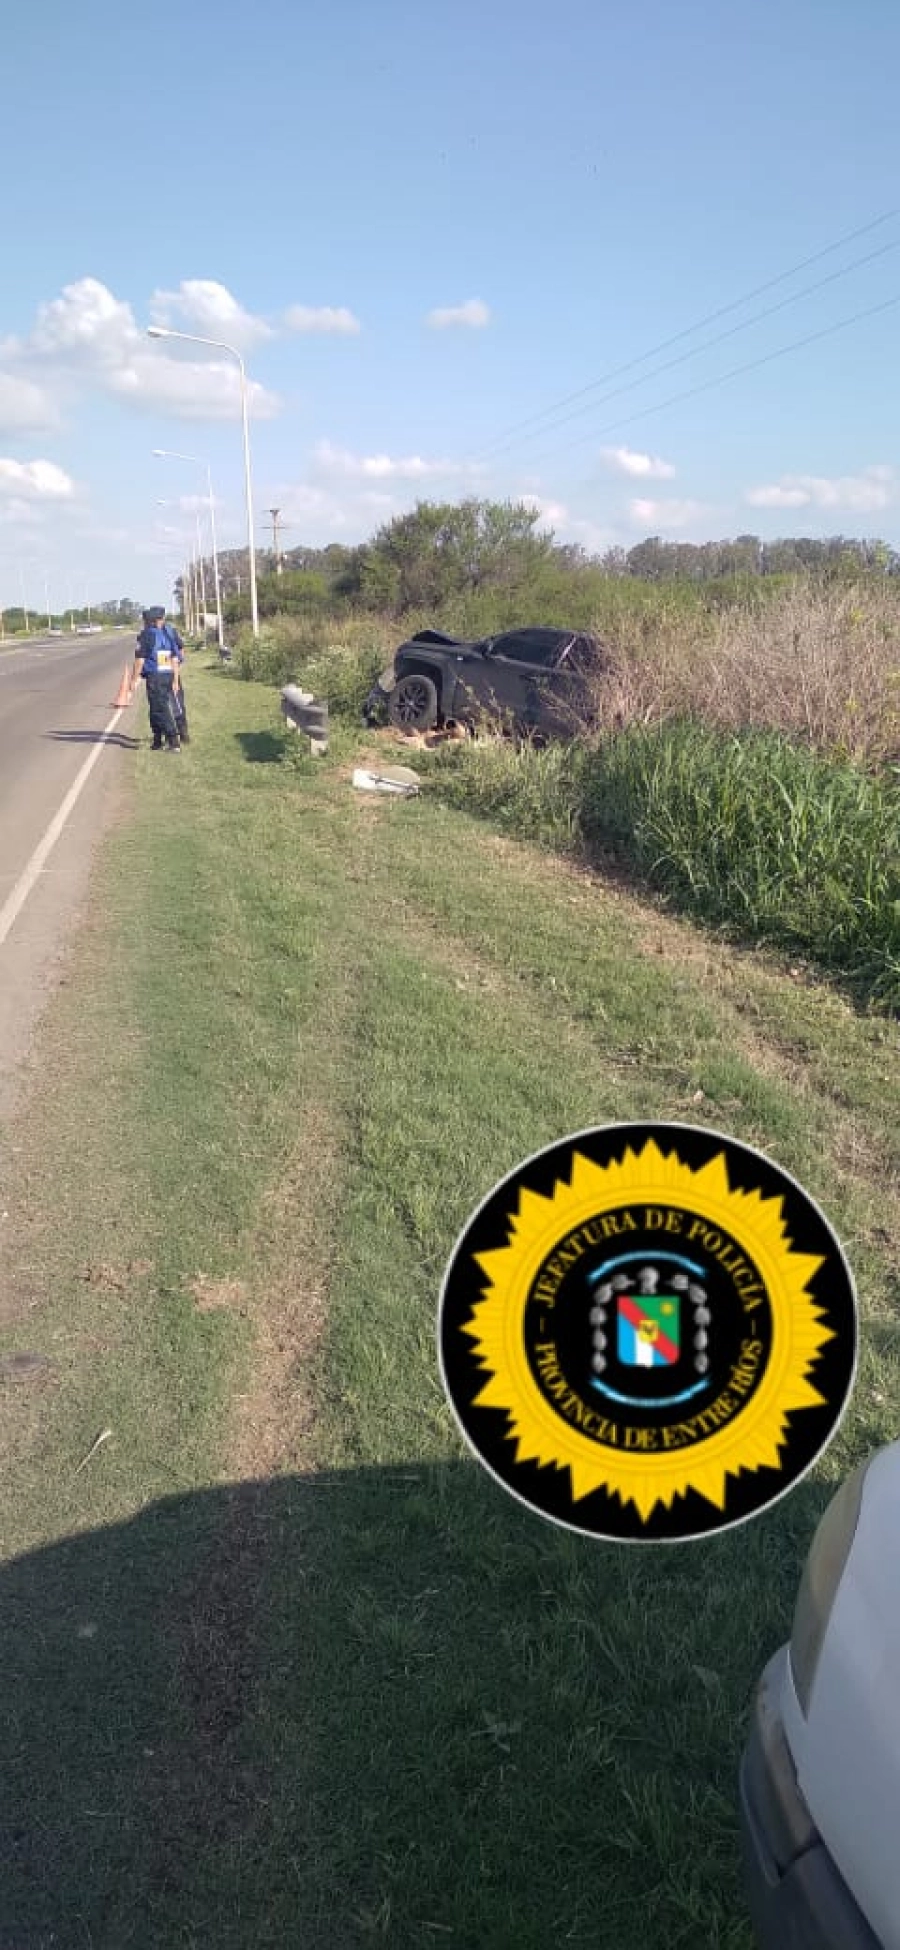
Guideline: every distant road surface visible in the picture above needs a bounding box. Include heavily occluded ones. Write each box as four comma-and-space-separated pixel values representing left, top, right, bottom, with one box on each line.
0, 630, 141, 1114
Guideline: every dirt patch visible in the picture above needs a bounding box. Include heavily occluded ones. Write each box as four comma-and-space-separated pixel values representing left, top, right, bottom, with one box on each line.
79, 1259, 153, 1292
366, 723, 468, 751
188, 1273, 248, 1314
133, 999, 355, 1885
229, 1092, 345, 1481
0, 1351, 55, 1383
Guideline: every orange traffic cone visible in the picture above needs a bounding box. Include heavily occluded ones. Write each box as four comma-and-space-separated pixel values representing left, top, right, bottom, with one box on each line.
112, 664, 132, 708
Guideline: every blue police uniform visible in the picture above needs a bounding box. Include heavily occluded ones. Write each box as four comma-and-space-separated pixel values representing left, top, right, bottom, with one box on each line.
137, 617, 185, 749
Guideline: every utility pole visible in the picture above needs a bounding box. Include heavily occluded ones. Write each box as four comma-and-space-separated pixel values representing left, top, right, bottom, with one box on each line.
266, 508, 288, 576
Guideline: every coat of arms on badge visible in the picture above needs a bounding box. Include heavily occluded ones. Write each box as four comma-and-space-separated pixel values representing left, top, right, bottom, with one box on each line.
590, 1262, 710, 1405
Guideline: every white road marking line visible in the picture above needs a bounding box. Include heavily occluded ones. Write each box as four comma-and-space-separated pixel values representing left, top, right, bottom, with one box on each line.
0, 703, 130, 948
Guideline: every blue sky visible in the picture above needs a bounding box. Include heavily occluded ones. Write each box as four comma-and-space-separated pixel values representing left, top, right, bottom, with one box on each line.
2, 0, 900, 608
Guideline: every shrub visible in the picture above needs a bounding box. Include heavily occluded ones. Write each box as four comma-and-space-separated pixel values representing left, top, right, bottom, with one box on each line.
233, 613, 397, 715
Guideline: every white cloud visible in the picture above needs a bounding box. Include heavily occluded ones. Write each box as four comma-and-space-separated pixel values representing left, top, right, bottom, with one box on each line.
312, 440, 478, 481
566, 517, 617, 554
4, 276, 281, 424
0, 373, 60, 435
150, 279, 274, 350
600, 445, 676, 480
0, 498, 45, 527
283, 305, 361, 335
0, 458, 75, 500
75, 521, 136, 547
172, 493, 216, 514
628, 497, 708, 530
520, 494, 569, 527
745, 466, 895, 513
271, 482, 352, 533
519, 494, 615, 554
112, 350, 280, 421
25, 277, 136, 369
359, 490, 398, 510
267, 452, 483, 548
745, 484, 809, 509
426, 298, 491, 330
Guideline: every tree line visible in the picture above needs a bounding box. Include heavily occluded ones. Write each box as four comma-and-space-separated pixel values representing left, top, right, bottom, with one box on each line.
173, 498, 900, 627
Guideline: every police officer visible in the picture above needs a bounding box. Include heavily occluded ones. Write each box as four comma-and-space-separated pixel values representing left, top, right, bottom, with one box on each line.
133, 606, 185, 750
158, 606, 190, 744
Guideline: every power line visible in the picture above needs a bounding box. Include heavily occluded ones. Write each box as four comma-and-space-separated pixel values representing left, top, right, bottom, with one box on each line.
487, 234, 900, 461
525, 288, 900, 468
478, 207, 899, 459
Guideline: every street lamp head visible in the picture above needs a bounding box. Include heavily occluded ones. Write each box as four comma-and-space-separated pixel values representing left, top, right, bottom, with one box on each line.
146, 326, 171, 340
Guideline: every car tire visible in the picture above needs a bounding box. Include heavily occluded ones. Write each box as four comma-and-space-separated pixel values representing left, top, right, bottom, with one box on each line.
388, 673, 439, 731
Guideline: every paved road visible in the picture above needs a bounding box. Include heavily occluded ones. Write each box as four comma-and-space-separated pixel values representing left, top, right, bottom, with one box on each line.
0, 631, 141, 1115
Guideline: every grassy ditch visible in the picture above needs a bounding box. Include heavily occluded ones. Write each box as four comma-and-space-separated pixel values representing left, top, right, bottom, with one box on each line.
424, 724, 900, 1008
2, 662, 899, 1946
229, 588, 900, 1008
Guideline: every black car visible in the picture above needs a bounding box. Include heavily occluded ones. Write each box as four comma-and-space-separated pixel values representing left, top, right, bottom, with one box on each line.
364, 626, 606, 738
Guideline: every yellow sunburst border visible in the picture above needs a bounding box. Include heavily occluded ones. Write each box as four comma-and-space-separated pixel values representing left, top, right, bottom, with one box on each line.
462, 1139, 836, 1520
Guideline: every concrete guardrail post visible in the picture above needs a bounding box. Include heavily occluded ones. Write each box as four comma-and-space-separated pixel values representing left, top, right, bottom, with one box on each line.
281, 684, 329, 755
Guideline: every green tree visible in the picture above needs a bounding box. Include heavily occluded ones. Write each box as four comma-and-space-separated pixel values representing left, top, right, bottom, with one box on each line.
360, 498, 559, 614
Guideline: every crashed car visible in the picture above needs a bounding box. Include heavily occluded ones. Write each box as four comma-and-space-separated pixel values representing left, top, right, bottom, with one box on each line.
364, 626, 606, 739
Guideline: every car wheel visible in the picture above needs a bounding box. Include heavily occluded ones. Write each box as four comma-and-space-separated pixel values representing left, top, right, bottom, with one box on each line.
388, 673, 439, 731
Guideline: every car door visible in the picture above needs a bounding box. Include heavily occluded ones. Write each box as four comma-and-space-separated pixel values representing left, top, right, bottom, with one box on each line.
449, 640, 516, 722
486, 630, 574, 730
542, 633, 602, 732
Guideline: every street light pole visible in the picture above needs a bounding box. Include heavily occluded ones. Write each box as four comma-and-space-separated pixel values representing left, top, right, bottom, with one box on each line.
236, 350, 259, 637
193, 512, 208, 634
157, 499, 198, 637
205, 462, 224, 648
146, 327, 260, 637
152, 449, 225, 647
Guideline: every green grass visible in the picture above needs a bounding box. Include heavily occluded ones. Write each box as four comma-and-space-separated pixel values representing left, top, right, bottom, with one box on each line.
424, 722, 900, 1007
1, 663, 899, 1946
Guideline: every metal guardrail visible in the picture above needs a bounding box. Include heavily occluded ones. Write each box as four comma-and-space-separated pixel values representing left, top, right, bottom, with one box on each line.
281, 684, 329, 754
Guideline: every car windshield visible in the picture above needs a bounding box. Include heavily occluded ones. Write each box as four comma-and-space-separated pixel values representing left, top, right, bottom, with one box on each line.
489, 629, 577, 665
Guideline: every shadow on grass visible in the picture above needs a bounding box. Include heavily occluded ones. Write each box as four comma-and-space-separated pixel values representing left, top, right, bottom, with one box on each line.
234, 729, 285, 765
45, 730, 141, 749
0, 1458, 836, 1949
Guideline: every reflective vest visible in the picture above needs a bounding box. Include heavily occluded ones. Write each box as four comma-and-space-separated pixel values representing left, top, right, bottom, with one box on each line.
139, 624, 180, 675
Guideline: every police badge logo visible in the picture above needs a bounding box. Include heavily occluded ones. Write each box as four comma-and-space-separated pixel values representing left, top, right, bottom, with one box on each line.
438, 1123, 858, 1543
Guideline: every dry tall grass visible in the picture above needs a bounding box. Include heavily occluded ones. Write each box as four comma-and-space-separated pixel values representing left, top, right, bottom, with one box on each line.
236, 580, 900, 769
594, 584, 900, 767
